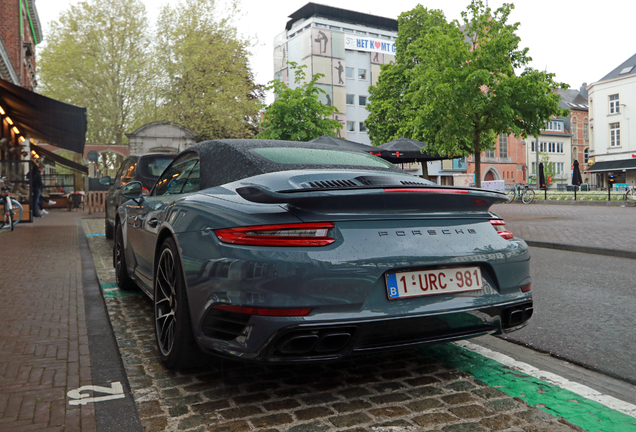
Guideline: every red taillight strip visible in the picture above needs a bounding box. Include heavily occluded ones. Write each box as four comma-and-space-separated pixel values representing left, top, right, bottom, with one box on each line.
521, 284, 531, 293
215, 222, 335, 246
384, 188, 469, 194
214, 304, 312, 316
489, 219, 514, 240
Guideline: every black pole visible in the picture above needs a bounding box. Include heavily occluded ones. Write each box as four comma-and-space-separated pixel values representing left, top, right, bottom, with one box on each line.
574, 186, 577, 201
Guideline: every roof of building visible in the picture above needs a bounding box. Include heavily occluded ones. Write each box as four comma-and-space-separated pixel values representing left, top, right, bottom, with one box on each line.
286, 3, 398, 32
598, 52, 636, 82
556, 88, 588, 111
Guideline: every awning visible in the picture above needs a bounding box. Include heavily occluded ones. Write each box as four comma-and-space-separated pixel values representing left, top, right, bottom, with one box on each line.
31, 144, 88, 174
585, 158, 636, 173
0, 78, 87, 154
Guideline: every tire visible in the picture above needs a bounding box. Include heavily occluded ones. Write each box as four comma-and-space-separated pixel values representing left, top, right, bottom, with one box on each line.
522, 189, 535, 204
1, 198, 22, 231
114, 223, 137, 291
154, 237, 200, 370
105, 219, 114, 239
506, 190, 516, 203
625, 192, 636, 207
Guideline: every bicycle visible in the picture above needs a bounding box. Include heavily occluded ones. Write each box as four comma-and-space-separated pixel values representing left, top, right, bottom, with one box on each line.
506, 183, 535, 204
623, 186, 636, 207
0, 176, 23, 231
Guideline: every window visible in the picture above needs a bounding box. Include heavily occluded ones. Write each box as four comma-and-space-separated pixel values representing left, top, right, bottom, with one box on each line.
329, 26, 340, 30
546, 121, 563, 131
485, 149, 496, 158
346, 94, 354, 105
346, 121, 355, 132
358, 69, 367, 80
531, 162, 536, 175
368, 33, 378, 37
584, 122, 589, 140
610, 122, 621, 147
584, 147, 589, 163
359, 95, 367, 106
153, 153, 199, 196
359, 122, 367, 132
381, 34, 392, 40
355, 30, 367, 35
122, 160, 137, 181
499, 134, 508, 158
609, 94, 620, 114
316, 23, 327, 29
180, 161, 200, 194
572, 147, 578, 162
343, 28, 353, 33
572, 120, 578, 139
345, 67, 354, 79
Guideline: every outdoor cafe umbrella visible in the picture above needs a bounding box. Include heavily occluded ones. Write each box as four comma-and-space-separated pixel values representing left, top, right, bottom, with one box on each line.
309, 135, 374, 153
572, 159, 583, 186
373, 137, 448, 163
538, 162, 546, 189
374, 137, 456, 179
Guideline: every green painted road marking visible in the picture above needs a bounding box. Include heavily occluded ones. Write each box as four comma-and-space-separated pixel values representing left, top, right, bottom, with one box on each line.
420, 343, 636, 432
100, 283, 141, 297
86, 233, 106, 237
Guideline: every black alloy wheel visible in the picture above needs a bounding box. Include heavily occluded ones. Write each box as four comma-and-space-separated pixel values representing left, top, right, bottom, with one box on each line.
154, 237, 200, 370
114, 223, 136, 290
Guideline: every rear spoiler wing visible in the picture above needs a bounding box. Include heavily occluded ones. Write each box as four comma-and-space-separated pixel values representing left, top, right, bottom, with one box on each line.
236, 185, 508, 213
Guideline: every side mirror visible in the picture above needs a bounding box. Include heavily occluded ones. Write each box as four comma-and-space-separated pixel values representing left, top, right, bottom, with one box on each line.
98, 176, 111, 186
121, 181, 143, 200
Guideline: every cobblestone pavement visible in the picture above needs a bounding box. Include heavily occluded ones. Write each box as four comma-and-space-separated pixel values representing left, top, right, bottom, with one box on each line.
0, 211, 96, 431
82, 218, 580, 432
491, 203, 636, 254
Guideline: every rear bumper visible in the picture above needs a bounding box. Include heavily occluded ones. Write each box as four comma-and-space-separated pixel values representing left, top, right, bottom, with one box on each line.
197, 299, 533, 363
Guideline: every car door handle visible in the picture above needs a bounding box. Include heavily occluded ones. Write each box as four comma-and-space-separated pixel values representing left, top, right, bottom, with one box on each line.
147, 218, 159, 228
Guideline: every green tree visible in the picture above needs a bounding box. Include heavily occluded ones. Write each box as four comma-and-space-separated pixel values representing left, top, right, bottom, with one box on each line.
38, 0, 155, 144
539, 151, 556, 184
367, 7, 451, 145
370, 1, 568, 187
257, 63, 341, 141
155, 0, 263, 141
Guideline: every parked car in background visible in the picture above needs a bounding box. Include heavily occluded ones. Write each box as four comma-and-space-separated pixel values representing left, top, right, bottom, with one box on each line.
101, 153, 175, 239
113, 139, 533, 370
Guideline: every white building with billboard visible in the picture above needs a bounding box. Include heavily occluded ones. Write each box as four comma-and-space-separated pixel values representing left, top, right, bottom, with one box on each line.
274, 3, 397, 145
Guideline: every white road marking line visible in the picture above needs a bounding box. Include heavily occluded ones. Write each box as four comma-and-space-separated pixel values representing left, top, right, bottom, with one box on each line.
456, 341, 636, 419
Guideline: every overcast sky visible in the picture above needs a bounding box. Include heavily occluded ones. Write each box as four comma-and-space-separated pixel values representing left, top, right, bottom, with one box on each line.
34, 0, 636, 102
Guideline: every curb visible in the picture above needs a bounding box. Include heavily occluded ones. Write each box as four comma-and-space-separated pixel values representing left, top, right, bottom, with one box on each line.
506, 200, 625, 206
77, 219, 144, 432
526, 240, 636, 260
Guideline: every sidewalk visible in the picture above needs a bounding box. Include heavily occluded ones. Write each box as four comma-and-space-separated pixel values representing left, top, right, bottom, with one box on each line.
492, 202, 636, 258
0, 210, 96, 431
0, 209, 140, 432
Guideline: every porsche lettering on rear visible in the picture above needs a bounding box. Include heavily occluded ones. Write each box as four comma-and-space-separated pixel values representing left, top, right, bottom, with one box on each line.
378, 229, 478, 237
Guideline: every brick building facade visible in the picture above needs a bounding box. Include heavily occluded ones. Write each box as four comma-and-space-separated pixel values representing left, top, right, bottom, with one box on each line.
464, 134, 528, 186
0, 0, 42, 89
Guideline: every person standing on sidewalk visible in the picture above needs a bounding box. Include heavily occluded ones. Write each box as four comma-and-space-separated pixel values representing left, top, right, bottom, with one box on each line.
28, 161, 43, 218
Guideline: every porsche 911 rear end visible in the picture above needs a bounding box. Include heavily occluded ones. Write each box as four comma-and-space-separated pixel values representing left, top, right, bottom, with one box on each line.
178, 170, 533, 363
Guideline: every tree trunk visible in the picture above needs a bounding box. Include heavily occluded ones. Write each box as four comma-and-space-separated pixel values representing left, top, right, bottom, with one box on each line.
474, 137, 481, 188
420, 161, 429, 181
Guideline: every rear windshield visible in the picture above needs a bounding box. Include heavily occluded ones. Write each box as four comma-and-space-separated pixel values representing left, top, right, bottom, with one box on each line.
252, 148, 392, 168
139, 155, 175, 178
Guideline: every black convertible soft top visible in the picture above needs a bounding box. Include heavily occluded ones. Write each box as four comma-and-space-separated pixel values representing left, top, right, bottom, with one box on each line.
186, 139, 403, 190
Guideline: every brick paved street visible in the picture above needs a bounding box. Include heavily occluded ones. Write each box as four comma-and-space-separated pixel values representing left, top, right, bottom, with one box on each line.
0, 211, 96, 432
82, 217, 580, 432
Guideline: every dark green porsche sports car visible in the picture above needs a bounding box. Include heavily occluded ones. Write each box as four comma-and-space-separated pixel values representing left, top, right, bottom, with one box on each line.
114, 139, 532, 370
